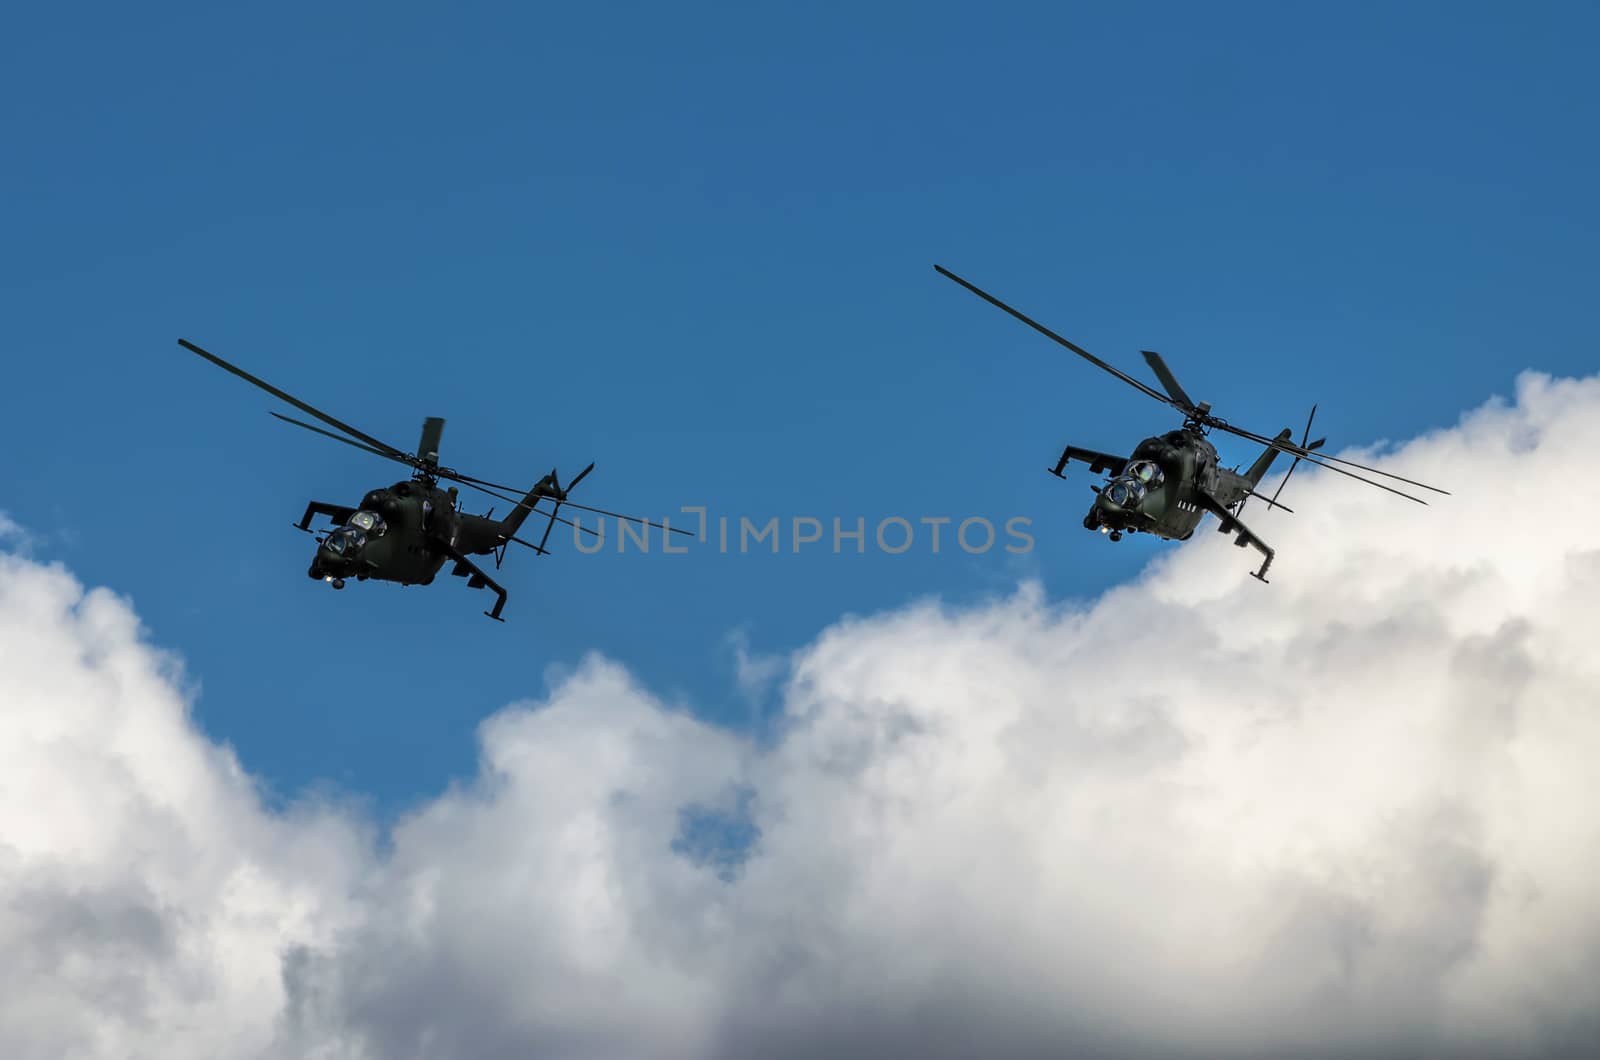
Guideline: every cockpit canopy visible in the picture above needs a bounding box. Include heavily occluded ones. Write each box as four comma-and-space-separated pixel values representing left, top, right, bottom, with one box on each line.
1103, 478, 1146, 508
324, 526, 367, 556
1124, 460, 1164, 488
348, 509, 387, 536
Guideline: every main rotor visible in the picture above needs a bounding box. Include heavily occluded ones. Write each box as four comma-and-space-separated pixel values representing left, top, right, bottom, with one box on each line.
932, 265, 1450, 505
175, 338, 689, 539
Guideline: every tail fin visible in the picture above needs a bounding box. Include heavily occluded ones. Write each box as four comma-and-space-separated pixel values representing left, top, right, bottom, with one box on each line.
497, 472, 561, 539
1245, 429, 1293, 488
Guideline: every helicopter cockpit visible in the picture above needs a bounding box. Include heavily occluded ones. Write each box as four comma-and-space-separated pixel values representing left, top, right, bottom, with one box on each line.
1103, 460, 1164, 509
1103, 478, 1145, 508
1125, 460, 1164, 488
324, 526, 366, 556
323, 511, 388, 557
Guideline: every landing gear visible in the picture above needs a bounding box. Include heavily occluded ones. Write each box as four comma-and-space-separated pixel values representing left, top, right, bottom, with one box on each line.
330, 578, 345, 590
1108, 530, 1123, 542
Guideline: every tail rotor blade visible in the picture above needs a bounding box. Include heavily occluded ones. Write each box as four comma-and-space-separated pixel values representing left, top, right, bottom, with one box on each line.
535, 498, 563, 554
1266, 455, 1302, 509
566, 461, 595, 493
1266, 404, 1318, 509
1300, 405, 1320, 450
534, 461, 596, 553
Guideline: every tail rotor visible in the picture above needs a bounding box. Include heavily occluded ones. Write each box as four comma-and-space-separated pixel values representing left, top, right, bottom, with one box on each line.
535, 461, 595, 554
1264, 404, 1325, 511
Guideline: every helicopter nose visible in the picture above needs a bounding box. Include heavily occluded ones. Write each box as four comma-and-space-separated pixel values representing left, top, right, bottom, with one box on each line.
313, 543, 350, 573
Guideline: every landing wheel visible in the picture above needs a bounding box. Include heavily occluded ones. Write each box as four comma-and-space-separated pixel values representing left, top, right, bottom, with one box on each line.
1108, 531, 1123, 542
331, 578, 346, 590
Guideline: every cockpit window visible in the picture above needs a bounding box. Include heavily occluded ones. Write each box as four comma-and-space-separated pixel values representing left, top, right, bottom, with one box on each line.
325, 527, 367, 556
348, 510, 387, 536
1104, 478, 1146, 508
1125, 460, 1165, 488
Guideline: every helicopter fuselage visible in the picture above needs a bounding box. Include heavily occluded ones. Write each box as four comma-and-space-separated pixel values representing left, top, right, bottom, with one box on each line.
305, 479, 518, 588
1080, 427, 1259, 542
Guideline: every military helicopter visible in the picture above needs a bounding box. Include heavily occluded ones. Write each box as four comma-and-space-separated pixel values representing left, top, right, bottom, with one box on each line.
177, 338, 690, 620
934, 266, 1448, 582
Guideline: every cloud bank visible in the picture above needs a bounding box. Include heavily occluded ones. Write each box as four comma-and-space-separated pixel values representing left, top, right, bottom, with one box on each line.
3, 371, 1599, 1059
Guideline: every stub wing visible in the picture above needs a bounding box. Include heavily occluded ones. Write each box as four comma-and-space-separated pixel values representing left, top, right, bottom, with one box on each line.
296, 501, 357, 532
1049, 446, 1128, 479
438, 538, 510, 621
1196, 490, 1275, 583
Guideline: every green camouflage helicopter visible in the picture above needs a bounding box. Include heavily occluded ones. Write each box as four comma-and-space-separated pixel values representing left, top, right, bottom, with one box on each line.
935, 266, 1448, 582
177, 339, 688, 620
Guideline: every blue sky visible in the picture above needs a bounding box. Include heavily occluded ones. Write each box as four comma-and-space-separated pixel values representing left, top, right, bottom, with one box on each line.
4, 1, 1596, 813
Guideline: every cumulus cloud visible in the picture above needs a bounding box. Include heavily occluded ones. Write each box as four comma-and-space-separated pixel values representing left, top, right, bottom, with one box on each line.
0, 554, 367, 1060
4, 371, 1600, 1060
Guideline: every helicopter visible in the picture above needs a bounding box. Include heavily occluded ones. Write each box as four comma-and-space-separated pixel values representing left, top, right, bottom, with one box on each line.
176, 338, 690, 620
934, 266, 1449, 582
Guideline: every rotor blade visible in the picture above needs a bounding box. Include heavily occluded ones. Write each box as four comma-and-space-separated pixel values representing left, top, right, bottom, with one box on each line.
449, 475, 686, 539
565, 462, 595, 493
508, 511, 602, 544
538, 498, 696, 536
438, 468, 530, 495
535, 499, 563, 554
451, 478, 532, 511
1217, 420, 1450, 497
933, 266, 1175, 407
545, 510, 605, 538
270, 413, 410, 463
533, 460, 594, 554
417, 417, 445, 463
1212, 422, 1435, 504
1140, 351, 1196, 411
178, 339, 410, 458
1241, 486, 1294, 514
450, 468, 692, 536
1259, 403, 1316, 509
1265, 457, 1302, 509
1260, 404, 1315, 508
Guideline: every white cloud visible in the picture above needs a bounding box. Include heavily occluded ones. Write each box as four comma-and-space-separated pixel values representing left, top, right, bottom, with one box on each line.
4, 371, 1600, 1059
0, 554, 367, 1060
